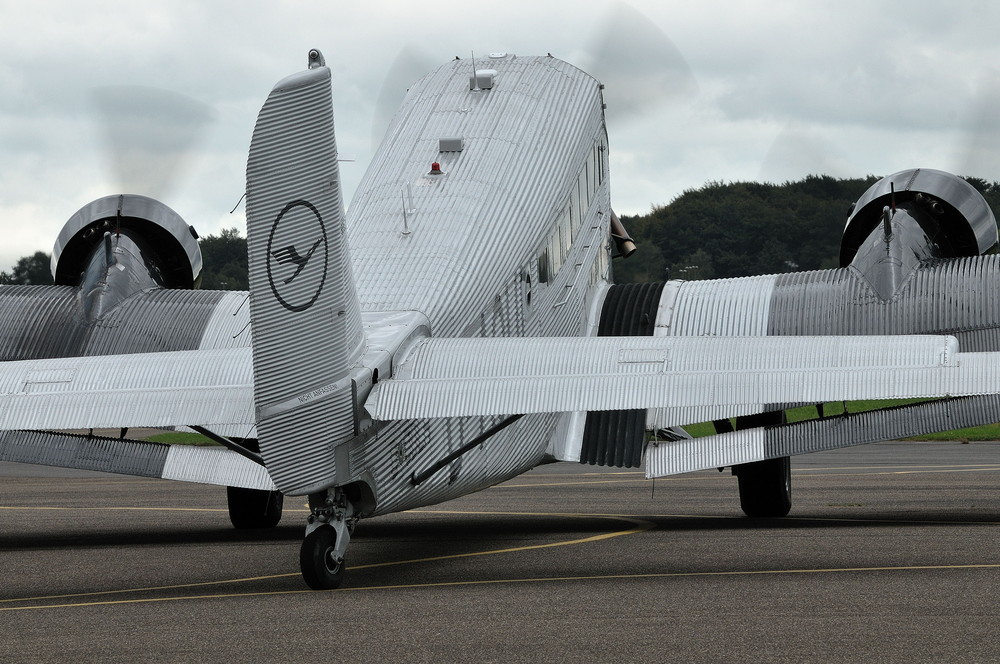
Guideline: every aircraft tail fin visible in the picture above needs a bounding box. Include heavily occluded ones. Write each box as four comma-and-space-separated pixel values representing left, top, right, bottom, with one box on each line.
245, 51, 365, 495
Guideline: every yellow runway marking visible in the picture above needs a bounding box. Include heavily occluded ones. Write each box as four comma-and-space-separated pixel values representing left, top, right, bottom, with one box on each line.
800, 467, 1000, 479
0, 506, 312, 514
4, 562, 999, 611
0, 511, 652, 611
794, 463, 1000, 473
0, 573, 302, 605
0, 506, 230, 513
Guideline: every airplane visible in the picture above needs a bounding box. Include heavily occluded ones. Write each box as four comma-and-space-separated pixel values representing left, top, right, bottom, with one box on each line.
2, 49, 1000, 590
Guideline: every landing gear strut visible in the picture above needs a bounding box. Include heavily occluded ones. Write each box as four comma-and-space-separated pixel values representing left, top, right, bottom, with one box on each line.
300, 487, 355, 590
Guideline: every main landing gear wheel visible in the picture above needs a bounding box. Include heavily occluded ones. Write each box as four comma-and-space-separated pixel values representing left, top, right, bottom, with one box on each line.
732, 411, 791, 517
300, 525, 345, 590
735, 456, 792, 517
226, 487, 284, 529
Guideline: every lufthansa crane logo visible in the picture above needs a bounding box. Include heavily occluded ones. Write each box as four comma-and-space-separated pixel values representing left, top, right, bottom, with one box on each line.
265, 200, 328, 312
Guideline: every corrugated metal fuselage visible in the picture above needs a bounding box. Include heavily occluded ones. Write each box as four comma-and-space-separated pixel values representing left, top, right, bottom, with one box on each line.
343, 56, 613, 515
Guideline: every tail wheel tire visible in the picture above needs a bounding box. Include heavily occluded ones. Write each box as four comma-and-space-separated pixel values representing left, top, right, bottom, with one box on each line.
226, 487, 283, 529
300, 526, 346, 590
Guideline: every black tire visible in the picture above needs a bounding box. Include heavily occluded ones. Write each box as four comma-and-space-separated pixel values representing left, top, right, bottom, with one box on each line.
226, 486, 283, 529
300, 526, 345, 590
736, 456, 792, 517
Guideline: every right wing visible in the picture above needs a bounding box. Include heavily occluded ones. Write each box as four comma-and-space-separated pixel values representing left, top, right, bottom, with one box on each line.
646, 395, 1000, 478
363, 334, 993, 421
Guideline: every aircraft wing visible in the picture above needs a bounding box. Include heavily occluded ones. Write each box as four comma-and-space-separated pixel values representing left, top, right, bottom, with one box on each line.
2, 331, 997, 486
0, 285, 266, 487
0, 347, 253, 430
364, 334, 997, 421
0, 429, 274, 490
0, 346, 264, 487
0, 285, 251, 361
645, 394, 1000, 478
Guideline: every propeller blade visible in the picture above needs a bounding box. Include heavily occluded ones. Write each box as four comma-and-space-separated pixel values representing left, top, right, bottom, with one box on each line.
953, 67, 1000, 180
88, 85, 216, 198
582, 2, 698, 124
371, 46, 438, 152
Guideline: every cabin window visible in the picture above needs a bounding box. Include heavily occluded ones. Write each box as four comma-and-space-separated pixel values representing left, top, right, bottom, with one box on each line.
560, 207, 573, 259
538, 249, 550, 283
549, 231, 562, 275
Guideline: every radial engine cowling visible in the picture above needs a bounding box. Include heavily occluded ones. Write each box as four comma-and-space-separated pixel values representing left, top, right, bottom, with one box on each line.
840, 168, 998, 266
52, 194, 202, 288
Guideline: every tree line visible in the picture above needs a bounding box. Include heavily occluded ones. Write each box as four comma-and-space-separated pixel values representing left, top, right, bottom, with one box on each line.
614, 174, 1000, 283
0, 228, 249, 289
5, 175, 1000, 288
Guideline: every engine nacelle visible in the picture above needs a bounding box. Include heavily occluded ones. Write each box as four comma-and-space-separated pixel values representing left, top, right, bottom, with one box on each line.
52, 194, 202, 289
840, 168, 998, 267
580, 282, 665, 468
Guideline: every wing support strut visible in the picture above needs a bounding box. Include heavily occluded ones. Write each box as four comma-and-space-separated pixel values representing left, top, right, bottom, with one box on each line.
410, 414, 524, 486
189, 425, 265, 467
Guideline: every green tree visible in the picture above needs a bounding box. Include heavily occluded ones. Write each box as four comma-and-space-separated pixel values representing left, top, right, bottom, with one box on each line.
0, 251, 54, 285
198, 228, 248, 290
614, 174, 886, 283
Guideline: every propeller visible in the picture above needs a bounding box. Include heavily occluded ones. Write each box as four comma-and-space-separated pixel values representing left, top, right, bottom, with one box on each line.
952, 67, 1000, 180
370, 45, 439, 152
368, 2, 698, 152
578, 2, 698, 125
88, 85, 217, 199
756, 123, 855, 184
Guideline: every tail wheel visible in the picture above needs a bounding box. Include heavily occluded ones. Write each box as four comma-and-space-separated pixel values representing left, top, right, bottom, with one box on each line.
300, 525, 345, 590
736, 456, 792, 517
226, 487, 283, 529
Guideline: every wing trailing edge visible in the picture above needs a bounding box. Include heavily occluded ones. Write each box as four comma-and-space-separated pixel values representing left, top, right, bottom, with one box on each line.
646, 394, 1000, 478
0, 347, 253, 430
364, 334, 999, 421
0, 429, 274, 489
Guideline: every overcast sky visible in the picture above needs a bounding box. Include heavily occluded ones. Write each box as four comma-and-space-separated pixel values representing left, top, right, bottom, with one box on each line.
3, 0, 1000, 272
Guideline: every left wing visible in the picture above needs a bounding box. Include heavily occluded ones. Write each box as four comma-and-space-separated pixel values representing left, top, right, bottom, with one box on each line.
0, 429, 274, 489
0, 346, 260, 487
0, 347, 252, 430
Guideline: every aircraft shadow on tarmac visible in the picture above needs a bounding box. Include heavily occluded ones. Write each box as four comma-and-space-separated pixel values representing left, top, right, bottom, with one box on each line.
4, 511, 996, 554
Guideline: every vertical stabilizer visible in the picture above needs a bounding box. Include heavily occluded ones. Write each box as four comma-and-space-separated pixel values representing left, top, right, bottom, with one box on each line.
246, 51, 365, 495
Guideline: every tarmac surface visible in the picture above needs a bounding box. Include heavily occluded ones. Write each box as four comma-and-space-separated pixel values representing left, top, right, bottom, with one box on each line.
2, 440, 1000, 662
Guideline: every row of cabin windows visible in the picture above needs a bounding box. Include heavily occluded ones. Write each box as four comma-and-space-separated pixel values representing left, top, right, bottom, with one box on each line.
537, 141, 606, 283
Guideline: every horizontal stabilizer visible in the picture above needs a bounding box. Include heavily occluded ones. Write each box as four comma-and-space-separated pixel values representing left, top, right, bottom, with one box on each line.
646, 394, 1000, 477
365, 334, 997, 421
0, 429, 274, 489
0, 348, 253, 430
